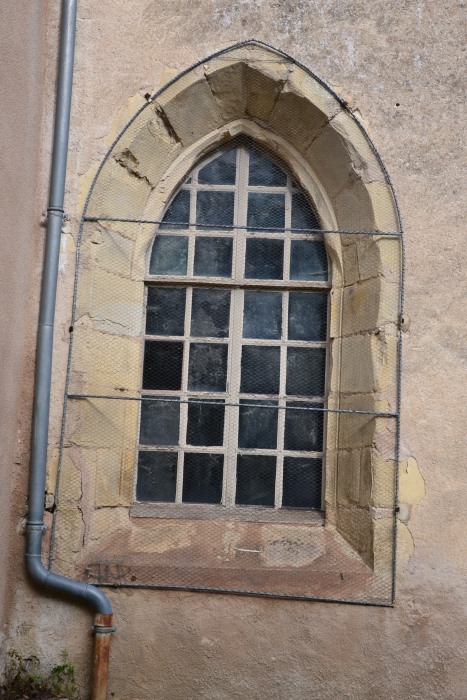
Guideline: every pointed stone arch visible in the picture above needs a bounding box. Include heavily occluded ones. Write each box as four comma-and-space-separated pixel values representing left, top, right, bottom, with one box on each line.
52, 41, 403, 604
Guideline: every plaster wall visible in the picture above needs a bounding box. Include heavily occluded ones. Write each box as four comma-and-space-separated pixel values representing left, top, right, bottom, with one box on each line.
1, 1, 466, 699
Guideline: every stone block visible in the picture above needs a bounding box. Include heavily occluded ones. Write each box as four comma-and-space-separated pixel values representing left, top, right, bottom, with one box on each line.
343, 242, 360, 285
330, 110, 384, 184
342, 277, 399, 335
306, 123, 352, 200
372, 516, 394, 573
68, 396, 130, 449
337, 395, 376, 449
89, 507, 131, 542
366, 182, 400, 233
114, 112, 182, 188
260, 524, 325, 568
332, 180, 376, 233
87, 225, 134, 278
336, 505, 373, 567
337, 449, 362, 505
86, 157, 151, 220
94, 448, 124, 507
369, 449, 396, 508
77, 266, 144, 336
156, 69, 224, 147
69, 328, 141, 396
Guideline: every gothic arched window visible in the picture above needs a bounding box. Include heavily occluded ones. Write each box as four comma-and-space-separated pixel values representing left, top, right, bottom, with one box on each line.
137, 141, 330, 512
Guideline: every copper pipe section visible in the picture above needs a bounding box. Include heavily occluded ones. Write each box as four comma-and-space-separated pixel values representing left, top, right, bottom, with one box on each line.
92, 613, 114, 700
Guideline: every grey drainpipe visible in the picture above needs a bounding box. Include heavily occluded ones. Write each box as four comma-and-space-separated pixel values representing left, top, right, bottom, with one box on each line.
26, 1, 114, 697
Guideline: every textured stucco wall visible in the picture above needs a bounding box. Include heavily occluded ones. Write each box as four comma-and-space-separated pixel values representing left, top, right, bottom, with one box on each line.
1, 1, 466, 698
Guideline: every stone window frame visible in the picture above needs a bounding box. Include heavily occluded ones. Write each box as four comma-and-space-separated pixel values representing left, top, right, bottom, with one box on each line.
51, 41, 403, 603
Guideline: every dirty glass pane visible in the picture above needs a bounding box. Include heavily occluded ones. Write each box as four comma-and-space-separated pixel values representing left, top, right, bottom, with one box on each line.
149, 235, 188, 276
291, 192, 320, 231
238, 400, 278, 449
247, 193, 285, 231
240, 346, 280, 394
196, 191, 234, 229
193, 237, 233, 277
198, 147, 237, 184
248, 149, 287, 186
290, 240, 328, 281
188, 343, 228, 392
159, 189, 190, 229
136, 451, 177, 502
139, 397, 180, 446
284, 402, 323, 452
282, 457, 322, 509
243, 291, 282, 340
191, 288, 231, 338
143, 341, 184, 390
187, 399, 225, 446
146, 287, 186, 336
286, 347, 326, 397
288, 292, 327, 341
236, 455, 276, 506
245, 238, 284, 280
183, 453, 223, 504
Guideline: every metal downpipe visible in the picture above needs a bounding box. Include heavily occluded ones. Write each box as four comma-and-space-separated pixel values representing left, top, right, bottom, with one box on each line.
25, 1, 114, 697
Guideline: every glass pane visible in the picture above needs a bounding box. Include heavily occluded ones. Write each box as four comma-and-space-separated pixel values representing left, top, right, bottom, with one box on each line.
236, 455, 276, 506
291, 192, 320, 231
198, 147, 237, 184
290, 240, 328, 281
149, 235, 188, 276
187, 399, 225, 446
196, 191, 234, 229
146, 287, 186, 336
245, 238, 284, 280
284, 402, 323, 452
282, 457, 322, 509
248, 149, 287, 186
238, 400, 278, 449
240, 346, 280, 394
136, 451, 177, 502
143, 341, 184, 390
183, 453, 223, 504
247, 193, 285, 231
288, 292, 327, 341
191, 289, 231, 338
194, 237, 233, 277
139, 397, 180, 446
286, 347, 326, 397
159, 189, 190, 229
243, 291, 282, 339
188, 343, 228, 392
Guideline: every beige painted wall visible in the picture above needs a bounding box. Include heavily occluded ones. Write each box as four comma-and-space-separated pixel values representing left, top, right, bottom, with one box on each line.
1, 1, 466, 698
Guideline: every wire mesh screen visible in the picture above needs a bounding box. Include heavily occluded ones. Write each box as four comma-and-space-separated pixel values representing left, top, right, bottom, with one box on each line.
49, 43, 403, 605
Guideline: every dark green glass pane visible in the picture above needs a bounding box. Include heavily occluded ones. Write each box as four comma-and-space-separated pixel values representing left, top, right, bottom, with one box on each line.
247, 192, 285, 231
240, 346, 280, 394
245, 238, 283, 280
236, 455, 276, 506
191, 288, 231, 338
187, 400, 225, 446
291, 192, 320, 231
139, 397, 180, 446
288, 292, 327, 341
238, 400, 278, 449
194, 237, 233, 277
284, 402, 323, 452
188, 343, 228, 392
286, 347, 326, 397
136, 452, 177, 502
146, 287, 186, 336
282, 457, 322, 509
290, 240, 328, 281
143, 341, 184, 390
198, 148, 237, 184
183, 453, 223, 504
196, 191, 234, 229
159, 189, 190, 229
248, 149, 287, 186
243, 291, 282, 339
149, 235, 188, 276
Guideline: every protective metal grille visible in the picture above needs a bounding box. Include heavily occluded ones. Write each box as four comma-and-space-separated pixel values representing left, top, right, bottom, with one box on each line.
48, 43, 403, 606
